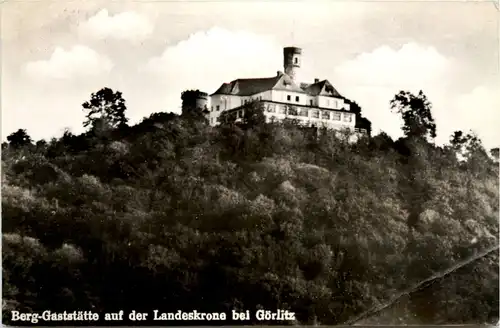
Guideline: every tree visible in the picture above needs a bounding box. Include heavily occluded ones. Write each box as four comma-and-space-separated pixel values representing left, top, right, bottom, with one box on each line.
35, 140, 48, 153
390, 90, 437, 233
347, 100, 372, 137
347, 100, 362, 115
449, 130, 489, 163
390, 90, 436, 141
242, 101, 266, 128
7, 129, 33, 149
369, 132, 394, 152
490, 148, 499, 162
218, 110, 237, 125
82, 88, 128, 130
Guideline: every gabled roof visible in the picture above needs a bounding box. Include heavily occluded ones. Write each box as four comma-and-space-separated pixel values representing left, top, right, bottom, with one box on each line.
211, 74, 344, 99
273, 74, 306, 94
301, 79, 344, 98
211, 73, 306, 97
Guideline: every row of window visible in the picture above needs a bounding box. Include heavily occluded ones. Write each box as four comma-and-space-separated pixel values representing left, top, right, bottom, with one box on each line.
284, 95, 342, 109
265, 104, 352, 122
210, 110, 353, 125
210, 95, 343, 113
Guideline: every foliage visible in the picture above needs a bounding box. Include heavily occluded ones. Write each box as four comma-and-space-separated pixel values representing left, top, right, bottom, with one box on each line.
2, 89, 498, 325
7, 129, 33, 149
82, 88, 129, 130
450, 130, 490, 161
345, 100, 372, 136
391, 90, 437, 141
242, 101, 267, 128
490, 148, 499, 162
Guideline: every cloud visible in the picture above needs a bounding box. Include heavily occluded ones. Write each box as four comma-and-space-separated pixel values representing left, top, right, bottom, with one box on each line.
335, 43, 450, 89
333, 43, 499, 148
142, 27, 282, 112
78, 9, 154, 41
24, 45, 113, 80
334, 43, 456, 142
450, 85, 500, 149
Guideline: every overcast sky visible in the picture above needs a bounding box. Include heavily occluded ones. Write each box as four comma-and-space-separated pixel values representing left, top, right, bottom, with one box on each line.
2, 0, 499, 148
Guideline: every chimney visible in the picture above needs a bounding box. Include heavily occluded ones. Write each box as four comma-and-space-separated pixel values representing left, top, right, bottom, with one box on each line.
314, 78, 319, 83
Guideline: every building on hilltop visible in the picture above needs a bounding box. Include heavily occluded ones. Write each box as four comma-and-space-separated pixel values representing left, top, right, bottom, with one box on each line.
202, 46, 369, 138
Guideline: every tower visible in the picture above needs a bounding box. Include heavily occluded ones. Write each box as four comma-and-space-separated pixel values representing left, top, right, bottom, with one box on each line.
181, 90, 208, 115
283, 46, 302, 82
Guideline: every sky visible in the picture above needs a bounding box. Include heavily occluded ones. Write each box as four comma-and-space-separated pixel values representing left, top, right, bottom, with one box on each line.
2, 0, 499, 149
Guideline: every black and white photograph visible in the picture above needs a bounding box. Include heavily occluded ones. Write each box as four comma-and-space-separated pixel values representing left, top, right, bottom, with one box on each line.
2, 0, 499, 325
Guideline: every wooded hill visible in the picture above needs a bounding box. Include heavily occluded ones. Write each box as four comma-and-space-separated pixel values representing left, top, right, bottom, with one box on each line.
2, 88, 498, 325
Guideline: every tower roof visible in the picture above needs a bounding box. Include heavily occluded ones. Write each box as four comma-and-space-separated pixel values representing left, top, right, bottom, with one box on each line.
181, 89, 208, 99
284, 46, 302, 54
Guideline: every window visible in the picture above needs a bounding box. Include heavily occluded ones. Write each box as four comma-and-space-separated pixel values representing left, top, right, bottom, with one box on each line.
309, 99, 313, 106
311, 110, 319, 118
267, 104, 276, 113
278, 105, 287, 114
238, 110, 243, 118
299, 108, 308, 117
287, 95, 291, 101
294, 57, 298, 64
343, 113, 353, 122
211, 106, 213, 112
216, 105, 220, 111
322, 111, 330, 119
288, 107, 298, 116
332, 112, 341, 121
295, 96, 300, 102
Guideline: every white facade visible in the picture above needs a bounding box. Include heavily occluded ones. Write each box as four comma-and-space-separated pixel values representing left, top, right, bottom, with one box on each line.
209, 100, 356, 131
208, 91, 354, 130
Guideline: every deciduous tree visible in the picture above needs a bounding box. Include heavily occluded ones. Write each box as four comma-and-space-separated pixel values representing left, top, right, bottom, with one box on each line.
7, 129, 33, 149
82, 88, 128, 130
391, 90, 436, 141
242, 101, 266, 128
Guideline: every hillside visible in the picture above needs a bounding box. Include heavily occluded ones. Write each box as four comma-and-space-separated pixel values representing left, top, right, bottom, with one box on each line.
2, 93, 499, 325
